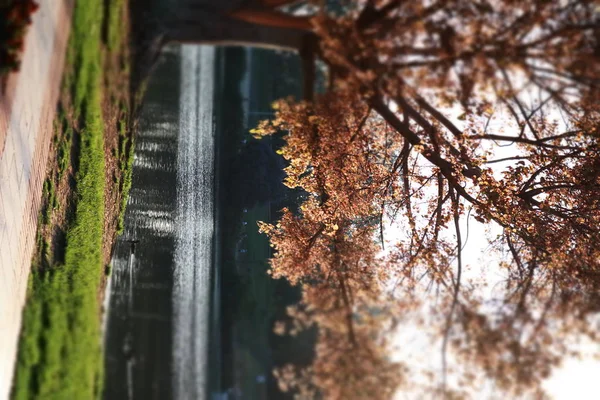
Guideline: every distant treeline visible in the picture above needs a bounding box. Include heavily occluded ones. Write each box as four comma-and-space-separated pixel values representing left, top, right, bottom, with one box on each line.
216, 46, 317, 399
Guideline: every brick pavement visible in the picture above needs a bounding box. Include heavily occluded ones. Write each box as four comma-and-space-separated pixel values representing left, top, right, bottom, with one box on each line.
0, 1, 72, 398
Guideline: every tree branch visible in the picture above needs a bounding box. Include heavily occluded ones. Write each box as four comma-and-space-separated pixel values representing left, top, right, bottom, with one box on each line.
441, 189, 463, 395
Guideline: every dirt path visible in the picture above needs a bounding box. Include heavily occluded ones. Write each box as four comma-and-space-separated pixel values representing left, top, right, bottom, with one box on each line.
0, 1, 72, 398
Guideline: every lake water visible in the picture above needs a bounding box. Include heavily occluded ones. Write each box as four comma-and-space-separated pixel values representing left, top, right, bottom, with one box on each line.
103, 43, 306, 400
172, 45, 216, 400
103, 45, 219, 400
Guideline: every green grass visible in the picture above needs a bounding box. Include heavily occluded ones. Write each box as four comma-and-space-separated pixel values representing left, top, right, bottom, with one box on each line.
41, 178, 55, 225
106, 0, 124, 52
117, 118, 134, 234
11, 0, 128, 399
56, 114, 73, 179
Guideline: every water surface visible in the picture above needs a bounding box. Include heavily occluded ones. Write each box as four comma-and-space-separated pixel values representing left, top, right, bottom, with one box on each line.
103, 45, 218, 400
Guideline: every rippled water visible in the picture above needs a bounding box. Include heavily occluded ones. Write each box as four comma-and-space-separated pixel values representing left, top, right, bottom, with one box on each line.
103, 45, 217, 400
172, 45, 216, 400
104, 44, 303, 400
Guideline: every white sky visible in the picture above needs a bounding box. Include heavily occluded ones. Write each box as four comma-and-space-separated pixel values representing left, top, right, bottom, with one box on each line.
387, 212, 600, 399
382, 95, 600, 399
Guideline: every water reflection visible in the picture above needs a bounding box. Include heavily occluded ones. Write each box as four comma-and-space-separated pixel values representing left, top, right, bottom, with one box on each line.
103, 46, 181, 400
172, 45, 216, 400
104, 44, 307, 400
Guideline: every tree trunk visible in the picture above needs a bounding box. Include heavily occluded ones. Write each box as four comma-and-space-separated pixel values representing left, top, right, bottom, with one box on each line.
164, 4, 309, 52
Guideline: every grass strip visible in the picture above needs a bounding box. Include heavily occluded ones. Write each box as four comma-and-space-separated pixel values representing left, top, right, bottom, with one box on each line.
11, 0, 128, 398
117, 117, 134, 234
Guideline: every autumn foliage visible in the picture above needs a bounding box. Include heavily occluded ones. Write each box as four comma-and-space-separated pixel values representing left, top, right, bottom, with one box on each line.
252, 0, 600, 398
255, 94, 405, 398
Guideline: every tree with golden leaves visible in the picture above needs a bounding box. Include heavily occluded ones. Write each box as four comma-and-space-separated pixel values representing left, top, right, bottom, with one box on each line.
250, 1, 599, 397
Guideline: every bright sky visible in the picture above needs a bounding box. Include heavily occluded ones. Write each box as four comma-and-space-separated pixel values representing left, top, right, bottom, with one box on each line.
387, 213, 600, 399
382, 94, 600, 398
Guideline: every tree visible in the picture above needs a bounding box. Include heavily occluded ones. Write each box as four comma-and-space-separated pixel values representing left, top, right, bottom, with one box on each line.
247, 1, 599, 397
139, 0, 598, 396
